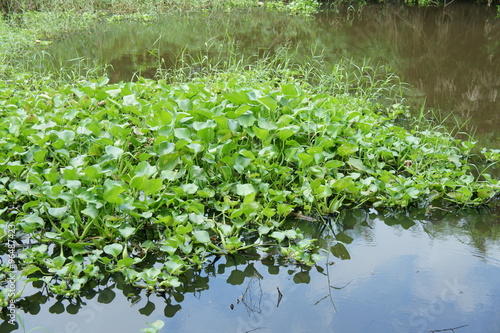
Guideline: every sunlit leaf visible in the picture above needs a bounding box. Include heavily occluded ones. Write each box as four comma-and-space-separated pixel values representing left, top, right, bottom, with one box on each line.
103, 244, 123, 257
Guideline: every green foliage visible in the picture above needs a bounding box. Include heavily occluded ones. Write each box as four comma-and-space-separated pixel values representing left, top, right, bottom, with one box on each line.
0, 65, 498, 298
265, 0, 320, 16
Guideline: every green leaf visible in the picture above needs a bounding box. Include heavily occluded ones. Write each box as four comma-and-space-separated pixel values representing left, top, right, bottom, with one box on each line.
237, 114, 256, 127
197, 127, 215, 143
9, 181, 30, 194
103, 179, 126, 204
141, 320, 165, 333
257, 96, 278, 111
234, 105, 251, 117
105, 145, 124, 159
337, 143, 358, 156
192, 230, 211, 244
103, 243, 123, 257
134, 161, 156, 177
174, 128, 191, 140
118, 224, 136, 239
347, 157, 366, 171
298, 153, 314, 168
235, 183, 255, 196
280, 83, 299, 97
270, 231, 285, 243
277, 128, 295, 141
252, 126, 269, 141
123, 94, 139, 106
178, 99, 193, 112
181, 183, 198, 194
224, 91, 250, 104
48, 207, 67, 219
258, 225, 271, 235
164, 261, 183, 275
82, 204, 99, 219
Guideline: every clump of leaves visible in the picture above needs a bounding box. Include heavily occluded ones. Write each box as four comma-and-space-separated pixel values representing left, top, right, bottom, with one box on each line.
0, 67, 498, 298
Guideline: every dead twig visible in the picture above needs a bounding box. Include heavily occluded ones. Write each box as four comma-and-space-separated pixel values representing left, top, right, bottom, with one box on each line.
429, 324, 468, 332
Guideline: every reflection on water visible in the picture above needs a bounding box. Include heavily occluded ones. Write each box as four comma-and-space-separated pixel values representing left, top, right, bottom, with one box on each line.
41, 3, 500, 145
2, 208, 499, 333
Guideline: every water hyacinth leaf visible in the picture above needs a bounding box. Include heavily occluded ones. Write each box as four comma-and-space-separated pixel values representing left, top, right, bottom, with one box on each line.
280, 83, 299, 97
237, 114, 256, 127
298, 153, 314, 168
22, 214, 44, 226
134, 161, 156, 177
271, 231, 286, 243
258, 225, 271, 235
332, 177, 354, 191
193, 230, 210, 244
178, 99, 193, 112
325, 160, 344, 168
103, 179, 126, 204
103, 243, 123, 257
105, 145, 124, 159
235, 183, 255, 196
181, 183, 198, 194
84, 165, 101, 180
158, 154, 179, 171
277, 128, 295, 141
48, 207, 67, 219
224, 91, 250, 104
82, 204, 99, 219
123, 94, 139, 106
164, 261, 183, 275
257, 118, 277, 130
347, 157, 366, 171
197, 127, 215, 142
257, 96, 278, 111
174, 128, 191, 140
234, 105, 251, 117
337, 143, 358, 156
252, 126, 269, 141
117, 257, 135, 268
57, 130, 75, 143
118, 224, 136, 239
157, 142, 175, 156
9, 181, 30, 194
149, 110, 172, 127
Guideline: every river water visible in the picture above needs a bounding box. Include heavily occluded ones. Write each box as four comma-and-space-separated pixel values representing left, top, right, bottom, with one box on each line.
4, 3, 500, 333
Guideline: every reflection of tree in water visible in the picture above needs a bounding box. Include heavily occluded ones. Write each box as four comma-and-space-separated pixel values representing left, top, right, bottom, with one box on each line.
240, 275, 264, 321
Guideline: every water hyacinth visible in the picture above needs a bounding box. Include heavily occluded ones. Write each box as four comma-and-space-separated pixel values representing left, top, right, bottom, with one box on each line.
0, 67, 498, 296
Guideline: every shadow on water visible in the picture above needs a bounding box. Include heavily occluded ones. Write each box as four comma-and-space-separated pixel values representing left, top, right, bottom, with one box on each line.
2, 207, 500, 332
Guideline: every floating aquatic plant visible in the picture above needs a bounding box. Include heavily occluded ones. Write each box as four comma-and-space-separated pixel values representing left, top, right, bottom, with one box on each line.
0, 66, 498, 299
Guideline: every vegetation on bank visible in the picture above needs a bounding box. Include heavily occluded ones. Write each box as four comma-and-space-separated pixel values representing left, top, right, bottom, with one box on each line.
0, 0, 499, 324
